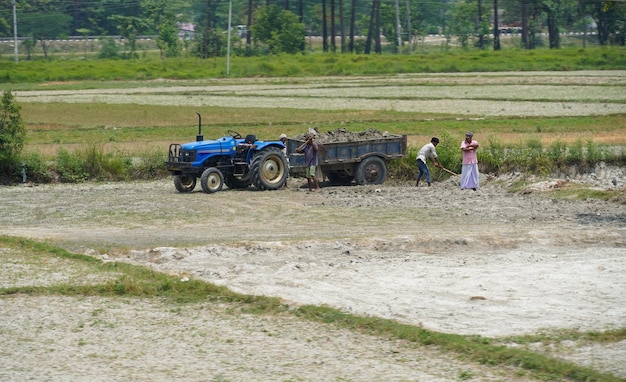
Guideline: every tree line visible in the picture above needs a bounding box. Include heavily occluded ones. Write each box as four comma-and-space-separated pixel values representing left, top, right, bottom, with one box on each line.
0, 0, 624, 57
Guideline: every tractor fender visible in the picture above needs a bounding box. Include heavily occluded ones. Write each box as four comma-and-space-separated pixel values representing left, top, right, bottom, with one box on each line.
247, 141, 285, 162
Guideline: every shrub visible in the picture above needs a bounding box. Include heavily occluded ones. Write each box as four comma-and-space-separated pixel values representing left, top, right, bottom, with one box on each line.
388, 146, 418, 181
548, 140, 568, 170
132, 149, 169, 179
56, 148, 88, 183
585, 140, 603, 164
21, 152, 53, 183
567, 139, 584, 165
478, 138, 504, 174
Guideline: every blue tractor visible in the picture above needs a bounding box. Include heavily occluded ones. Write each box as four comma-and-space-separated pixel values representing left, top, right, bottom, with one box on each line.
165, 113, 288, 193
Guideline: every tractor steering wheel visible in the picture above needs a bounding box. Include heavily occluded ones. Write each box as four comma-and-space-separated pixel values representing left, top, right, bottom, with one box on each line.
227, 130, 242, 139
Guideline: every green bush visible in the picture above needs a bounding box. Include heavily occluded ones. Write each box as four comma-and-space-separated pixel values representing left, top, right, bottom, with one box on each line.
132, 149, 169, 179
548, 140, 568, 170
585, 140, 603, 164
48, 145, 170, 183
388, 146, 418, 181
567, 139, 585, 165
21, 152, 53, 183
56, 148, 88, 183
477, 138, 504, 174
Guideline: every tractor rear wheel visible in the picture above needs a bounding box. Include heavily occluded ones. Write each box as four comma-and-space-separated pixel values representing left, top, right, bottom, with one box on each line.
200, 167, 224, 193
174, 175, 196, 193
251, 147, 288, 191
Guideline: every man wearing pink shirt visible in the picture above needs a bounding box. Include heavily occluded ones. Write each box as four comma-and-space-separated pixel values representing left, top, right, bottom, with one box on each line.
460, 132, 480, 190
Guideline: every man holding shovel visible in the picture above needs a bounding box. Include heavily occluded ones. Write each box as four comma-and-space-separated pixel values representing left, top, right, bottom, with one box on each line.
416, 137, 442, 187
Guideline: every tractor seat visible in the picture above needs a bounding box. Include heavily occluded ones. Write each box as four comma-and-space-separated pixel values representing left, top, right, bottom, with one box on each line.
244, 134, 257, 144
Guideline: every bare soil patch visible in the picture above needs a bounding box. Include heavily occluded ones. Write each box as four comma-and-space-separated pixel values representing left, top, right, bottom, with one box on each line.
1, 168, 625, 380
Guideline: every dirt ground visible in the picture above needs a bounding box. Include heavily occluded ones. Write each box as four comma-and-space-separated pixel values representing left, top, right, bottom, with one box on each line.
1, 165, 625, 381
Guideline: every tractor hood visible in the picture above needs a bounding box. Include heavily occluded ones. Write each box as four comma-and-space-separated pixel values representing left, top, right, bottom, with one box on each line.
181, 136, 238, 155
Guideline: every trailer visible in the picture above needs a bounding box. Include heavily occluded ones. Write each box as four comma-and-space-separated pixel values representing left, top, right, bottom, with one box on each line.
286, 132, 407, 185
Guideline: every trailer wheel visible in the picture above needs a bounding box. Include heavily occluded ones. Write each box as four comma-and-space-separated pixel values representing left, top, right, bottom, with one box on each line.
251, 147, 288, 191
355, 156, 387, 185
174, 175, 197, 193
200, 167, 224, 193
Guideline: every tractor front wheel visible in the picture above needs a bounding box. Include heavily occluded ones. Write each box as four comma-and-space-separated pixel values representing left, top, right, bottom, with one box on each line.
200, 167, 224, 193
174, 175, 197, 193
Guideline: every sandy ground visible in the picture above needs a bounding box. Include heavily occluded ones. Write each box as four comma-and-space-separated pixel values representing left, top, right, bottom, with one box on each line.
1, 166, 625, 381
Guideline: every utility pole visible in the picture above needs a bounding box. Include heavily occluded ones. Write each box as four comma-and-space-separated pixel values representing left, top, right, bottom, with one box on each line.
13, 0, 18, 63
493, 0, 500, 50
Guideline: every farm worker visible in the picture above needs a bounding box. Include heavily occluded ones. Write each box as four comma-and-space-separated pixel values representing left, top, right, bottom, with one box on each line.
460, 132, 480, 191
295, 134, 321, 192
416, 137, 442, 187
279, 134, 288, 156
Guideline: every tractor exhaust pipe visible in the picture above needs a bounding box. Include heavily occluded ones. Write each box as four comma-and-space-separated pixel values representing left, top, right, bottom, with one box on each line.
196, 112, 203, 142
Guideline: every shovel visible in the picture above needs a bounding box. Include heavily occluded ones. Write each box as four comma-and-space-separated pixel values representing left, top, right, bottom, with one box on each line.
440, 167, 459, 176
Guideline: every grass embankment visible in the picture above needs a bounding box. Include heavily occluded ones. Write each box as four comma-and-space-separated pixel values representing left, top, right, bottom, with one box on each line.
1, 235, 623, 381
1, 47, 625, 83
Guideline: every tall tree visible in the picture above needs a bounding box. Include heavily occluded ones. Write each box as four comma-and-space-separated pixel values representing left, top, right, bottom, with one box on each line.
252, 5, 305, 53
451, 0, 477, 49
143, 0, 187, 57
322, 0, 328, 51
542, 0, 561, 48
365, 0, 381, 53
247, 0, 253, 45
520, 0, 541, 49
477, 0, 484, 48
493, 0, 501, 50
348, 0, 356, 52
330, 0, 336, 52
